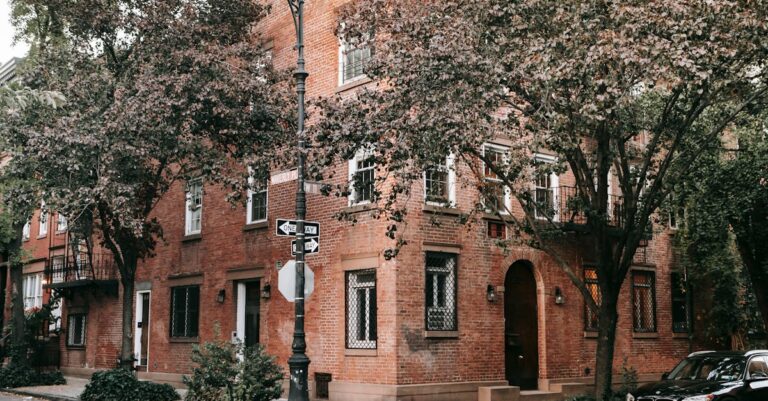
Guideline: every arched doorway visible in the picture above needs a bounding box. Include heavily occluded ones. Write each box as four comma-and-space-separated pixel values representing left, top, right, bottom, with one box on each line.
504, 260, 539, 390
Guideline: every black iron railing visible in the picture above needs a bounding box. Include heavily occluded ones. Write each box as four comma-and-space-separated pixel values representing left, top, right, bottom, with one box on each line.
531, 186, 625, 228
45, 252, 117, 286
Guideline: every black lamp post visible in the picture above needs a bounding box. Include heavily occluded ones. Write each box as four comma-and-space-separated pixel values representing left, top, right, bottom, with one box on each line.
286, 0, 310, 401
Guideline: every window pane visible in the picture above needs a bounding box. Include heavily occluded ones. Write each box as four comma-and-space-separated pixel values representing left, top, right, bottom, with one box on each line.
250, 190, 267, 222
632, 271, 656, 332
425, 253, 457, 331
584, 267, 600, 331
346, 269, 376, 349
187, 287, 200, 337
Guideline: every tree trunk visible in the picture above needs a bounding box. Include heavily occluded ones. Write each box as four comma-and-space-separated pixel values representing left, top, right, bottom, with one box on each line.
120, 272, 136, 369
594, 294, 619, 401
9, 257, 26, 366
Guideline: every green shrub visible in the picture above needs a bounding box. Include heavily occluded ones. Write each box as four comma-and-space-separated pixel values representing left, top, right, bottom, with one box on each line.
184, 340, 283, 401
80, 368, 180, 401
0, 364, 65, 388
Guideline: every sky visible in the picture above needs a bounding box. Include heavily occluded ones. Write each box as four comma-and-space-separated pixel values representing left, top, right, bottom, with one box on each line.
0, 0, 29, 65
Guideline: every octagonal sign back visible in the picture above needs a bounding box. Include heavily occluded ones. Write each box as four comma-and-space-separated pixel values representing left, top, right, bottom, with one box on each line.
277, 260, 315, 302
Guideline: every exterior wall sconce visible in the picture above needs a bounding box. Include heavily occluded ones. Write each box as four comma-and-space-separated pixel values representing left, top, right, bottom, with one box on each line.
217, 289, 226, 303
486, 284, 497, 303
261, 283, 271, 299
554, 287, 565, 305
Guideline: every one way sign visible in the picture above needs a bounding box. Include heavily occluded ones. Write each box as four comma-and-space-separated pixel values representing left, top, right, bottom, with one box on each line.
276, 218, 320, 237
291, 237, 320, 255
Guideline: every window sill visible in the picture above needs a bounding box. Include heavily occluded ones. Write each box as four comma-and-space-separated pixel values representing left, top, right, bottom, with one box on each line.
66, 345, 86, 350
22, 238, 30, 242
481, 213, 511, 222
169, 337, 199, 343
37, 235, 48, 239
423, 204, 462, 216
336, 76, 372, 93
672, 332, 691, 339
425, 330, 459, 339
182, 233, 202, 242
243, 221, 268, 231
583, 331, 598, 339
632, 332, 659, 339
344, 203, 376, 214
344, 348, 377, 357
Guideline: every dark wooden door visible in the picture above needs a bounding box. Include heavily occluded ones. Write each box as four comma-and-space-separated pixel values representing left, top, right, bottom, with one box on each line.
139, 293, 150, 366
244, 281, 261, 347
504, 262, 539, 390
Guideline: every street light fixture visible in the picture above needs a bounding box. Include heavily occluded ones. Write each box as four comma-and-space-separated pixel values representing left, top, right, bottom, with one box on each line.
286, 1, 310, 401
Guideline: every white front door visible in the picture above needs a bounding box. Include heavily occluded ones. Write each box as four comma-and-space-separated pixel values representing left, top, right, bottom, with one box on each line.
235, 281, 260, 347
134, 291, 151, 368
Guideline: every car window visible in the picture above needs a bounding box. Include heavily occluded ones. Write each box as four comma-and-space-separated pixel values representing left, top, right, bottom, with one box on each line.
747, 356, 768, 379
668, 356, 746, 381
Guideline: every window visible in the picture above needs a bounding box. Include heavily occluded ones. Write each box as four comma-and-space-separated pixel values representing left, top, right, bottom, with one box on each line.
669, 207, 685, 229
482, 144, 510, 214
67, 314, 86, 346
22, 273, 43, 310
747, 356, 768, 380
533, 154, 559, 220
425, 155, 456, 206
632, 270, 656, 332
38, 202, 48, 237
57, 214, 67, 232
487, 221, 506, 239
346, 269, 377, 349
584, 267, 600, 331
339, 44, 371, 84
348, 151, 375, 205
170, 286, 200, 338
247, 177, 268, 224
671, 272, 690, 333
185, 179, 203, 235
425, 253, 457, 331
22, 220, 30, 240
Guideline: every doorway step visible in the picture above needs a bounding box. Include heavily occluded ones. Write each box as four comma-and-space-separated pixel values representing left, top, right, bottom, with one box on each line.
479, 383, 592, 401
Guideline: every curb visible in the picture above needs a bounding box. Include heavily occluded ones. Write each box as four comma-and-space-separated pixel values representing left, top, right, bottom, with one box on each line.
1, 388, 78, 401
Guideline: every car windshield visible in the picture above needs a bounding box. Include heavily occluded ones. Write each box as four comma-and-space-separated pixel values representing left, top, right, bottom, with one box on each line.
668, 356, 746, 382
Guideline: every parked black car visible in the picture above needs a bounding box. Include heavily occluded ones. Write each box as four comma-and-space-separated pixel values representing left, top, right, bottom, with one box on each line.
627, 350, 768, 401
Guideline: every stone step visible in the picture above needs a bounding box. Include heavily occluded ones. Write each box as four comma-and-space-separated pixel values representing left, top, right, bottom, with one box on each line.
519, 390, 566, 401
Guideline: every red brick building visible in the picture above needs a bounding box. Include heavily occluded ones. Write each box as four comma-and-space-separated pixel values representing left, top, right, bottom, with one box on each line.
5, 1, 703, 400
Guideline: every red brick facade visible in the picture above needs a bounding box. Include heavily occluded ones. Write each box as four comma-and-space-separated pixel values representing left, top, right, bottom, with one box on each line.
5, 1, 705, 399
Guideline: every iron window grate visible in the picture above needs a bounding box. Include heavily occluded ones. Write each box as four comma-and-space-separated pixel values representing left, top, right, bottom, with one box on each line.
632, 270, 656, 332
584, 266, 600, 331
425, 253, 457, 331
346, 269, 377, 349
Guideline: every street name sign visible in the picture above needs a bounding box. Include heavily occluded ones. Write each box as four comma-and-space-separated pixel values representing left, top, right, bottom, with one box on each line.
277, 260, 315, 302
276, 218, 320, 237
291, 237, 319, 255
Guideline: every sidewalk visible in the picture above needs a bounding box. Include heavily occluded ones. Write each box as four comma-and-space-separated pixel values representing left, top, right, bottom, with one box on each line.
3, 377, 188, 401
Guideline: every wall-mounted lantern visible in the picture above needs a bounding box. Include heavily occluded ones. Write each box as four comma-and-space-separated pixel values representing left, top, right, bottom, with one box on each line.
554, 286, 565, 305
486, 284, 497, 303
216, 289, 226, 303
261, 283, 271, 299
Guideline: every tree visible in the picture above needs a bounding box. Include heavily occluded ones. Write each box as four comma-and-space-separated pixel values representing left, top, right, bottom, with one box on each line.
2, 0, 292, 367
313, 1, 768, 399
677, 114, 768, 341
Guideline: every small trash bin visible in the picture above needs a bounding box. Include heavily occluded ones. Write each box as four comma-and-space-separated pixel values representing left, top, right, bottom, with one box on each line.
315, 372, 332, 399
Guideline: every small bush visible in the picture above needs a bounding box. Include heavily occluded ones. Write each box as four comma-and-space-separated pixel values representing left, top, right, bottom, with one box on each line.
184, 339, 283, 401
0, 364, 65, 388
80, 368, 180, 401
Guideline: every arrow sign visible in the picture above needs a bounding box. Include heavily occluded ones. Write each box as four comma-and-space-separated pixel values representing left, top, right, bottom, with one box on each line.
292, 237, 319, 255
276, 218, 320, 237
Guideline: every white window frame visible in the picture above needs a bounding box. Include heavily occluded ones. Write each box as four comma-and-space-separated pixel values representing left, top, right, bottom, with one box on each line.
67, 314, 87, 346
22, 220, 30, 240
246, 175, 269, 224
424, 154, 457, 207
185, 178, 203, 235
533, 153, 560, 221
348, 149, 375, 206
56, 214, 67, 232
338, 40, 372, 86
482, 143, 512, 214
38, 201, 48, 237
346, 269, 377, 349
22, 273, 43, 310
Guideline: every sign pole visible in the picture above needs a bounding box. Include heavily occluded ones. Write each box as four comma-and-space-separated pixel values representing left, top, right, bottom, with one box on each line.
287, 0, 310, 400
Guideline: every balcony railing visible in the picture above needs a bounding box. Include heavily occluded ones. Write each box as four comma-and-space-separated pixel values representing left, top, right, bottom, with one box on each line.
45, 252, 118, 289
531, 186, 625, 228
